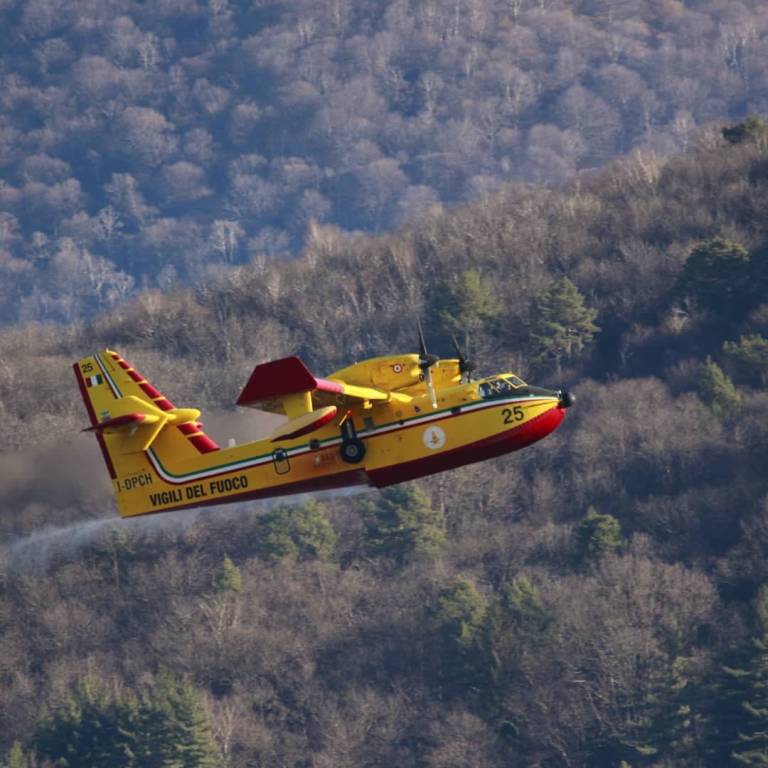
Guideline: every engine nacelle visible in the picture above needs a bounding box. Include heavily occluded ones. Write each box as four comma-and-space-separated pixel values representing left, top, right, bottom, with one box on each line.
329, 354, 422, 391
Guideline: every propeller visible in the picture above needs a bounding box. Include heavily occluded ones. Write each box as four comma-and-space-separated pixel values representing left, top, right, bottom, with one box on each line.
417, 321, 439, 409
451, 333, 476, 383
558, 388, 575, 408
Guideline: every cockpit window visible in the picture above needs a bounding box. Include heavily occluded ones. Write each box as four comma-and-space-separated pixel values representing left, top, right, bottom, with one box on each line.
479, 376, 527, 399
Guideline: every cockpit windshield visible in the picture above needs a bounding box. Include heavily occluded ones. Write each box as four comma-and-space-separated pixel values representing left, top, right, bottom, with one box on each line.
478, 375, 527, 399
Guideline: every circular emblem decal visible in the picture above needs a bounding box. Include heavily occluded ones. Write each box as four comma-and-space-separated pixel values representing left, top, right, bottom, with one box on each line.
423, 425, 447, 450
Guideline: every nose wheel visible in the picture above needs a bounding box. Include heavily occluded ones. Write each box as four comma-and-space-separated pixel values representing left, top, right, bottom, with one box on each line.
339, 417, 366, 464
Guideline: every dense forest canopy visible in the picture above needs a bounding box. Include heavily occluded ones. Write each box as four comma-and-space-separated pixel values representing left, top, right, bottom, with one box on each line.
2, 0, 768, 322
3, 0, 768, 765
1, 116, 768, 765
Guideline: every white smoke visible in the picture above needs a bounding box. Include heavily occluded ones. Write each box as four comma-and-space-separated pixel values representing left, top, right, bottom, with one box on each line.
0, 407, 374, 572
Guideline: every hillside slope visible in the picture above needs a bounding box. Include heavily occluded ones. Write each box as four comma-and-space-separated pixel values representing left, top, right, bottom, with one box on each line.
1, 125, 768, 766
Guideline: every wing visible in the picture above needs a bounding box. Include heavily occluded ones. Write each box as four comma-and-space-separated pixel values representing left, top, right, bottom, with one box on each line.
311, 379, 393, 409
236, 356, 392, 417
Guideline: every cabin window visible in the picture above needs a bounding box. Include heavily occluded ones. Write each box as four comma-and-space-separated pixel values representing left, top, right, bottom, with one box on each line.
272, 448, 291, 475
479, 376, 525, 399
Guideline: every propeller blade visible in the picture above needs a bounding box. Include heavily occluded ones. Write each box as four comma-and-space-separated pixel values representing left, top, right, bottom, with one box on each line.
451, 333, 476, 383
417, 320, 439, 368
417, 319, 428, 360
450, 333, 462, 359
417, 320, 439, 408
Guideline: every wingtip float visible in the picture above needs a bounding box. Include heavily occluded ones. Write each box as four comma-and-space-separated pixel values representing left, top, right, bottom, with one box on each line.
74, 344, 574, 518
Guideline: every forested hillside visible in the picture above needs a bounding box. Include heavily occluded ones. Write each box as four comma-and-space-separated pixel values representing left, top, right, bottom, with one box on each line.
1, 120, 768, 766
2, 0, 768, 323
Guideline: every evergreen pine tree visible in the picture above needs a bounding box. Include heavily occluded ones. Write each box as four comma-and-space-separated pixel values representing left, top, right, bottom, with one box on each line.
488, 575, 553, 703
676, 236, 752, 318
698, 357, 742, 417
634, 656, 708, 765
703, 651, 754, 765
732, 587, 768, 765
259, 500, 337, 562
135, 672, 219, 768
1, 742, 29, 768
34, 677, 134, 768
431, 269, 502, 337
433, 576, 489, 693
722, 116, 768, 144
214, 555, 242, 594
527, 277, 599, 371
723, 335, 768, 388
575, 507, 622, 566
364, 484, 445, 564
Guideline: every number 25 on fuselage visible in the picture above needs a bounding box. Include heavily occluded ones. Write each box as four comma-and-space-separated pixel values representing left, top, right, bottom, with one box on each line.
74, 347, 574, 517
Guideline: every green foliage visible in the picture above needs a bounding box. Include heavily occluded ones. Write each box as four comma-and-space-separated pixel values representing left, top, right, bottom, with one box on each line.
583, 656, 710, 765
698, 357, 742, 417
640, 657, 708, 765
214, 555, 242, 594
135, 672, 219, 768
488, 575, 553, 694
499, 575, 552, 638
34, 674, 218, 768
259, 501, 337, 562
705, 657, 754, 765
364, 484, 445, 564
1, 743, 29, 768
723, 116, 768, 145
724, 335, 768, 388
575, 507, 621, 565
433, 576, 490, 692
34, 677, 135, 768
676, 237, 752, 317
435, 577, 488, 651
732, 587, 768, 766
430, 269, 502, 337
527, 277, 599, 368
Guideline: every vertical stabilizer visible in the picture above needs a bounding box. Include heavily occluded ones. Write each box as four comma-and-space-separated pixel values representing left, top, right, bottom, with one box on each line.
73, 350, 220, 515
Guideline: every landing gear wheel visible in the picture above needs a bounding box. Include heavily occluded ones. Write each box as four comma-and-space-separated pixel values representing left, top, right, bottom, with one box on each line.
340, 438, 366, 464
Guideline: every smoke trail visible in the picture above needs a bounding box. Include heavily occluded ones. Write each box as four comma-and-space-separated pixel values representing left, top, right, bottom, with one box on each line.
0, 405, 375, 571
1, 485, 374, 573
0, 408, 277, 536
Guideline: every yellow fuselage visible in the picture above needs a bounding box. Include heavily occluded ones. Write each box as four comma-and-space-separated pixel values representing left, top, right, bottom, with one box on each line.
111, 373, 565, 517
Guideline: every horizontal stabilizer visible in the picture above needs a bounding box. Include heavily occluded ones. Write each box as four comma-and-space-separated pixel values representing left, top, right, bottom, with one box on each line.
83, 412, 161, 431
84, 394, 174, 455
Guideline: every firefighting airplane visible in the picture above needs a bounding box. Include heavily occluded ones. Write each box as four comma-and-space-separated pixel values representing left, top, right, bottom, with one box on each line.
74, 335, 574, 517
